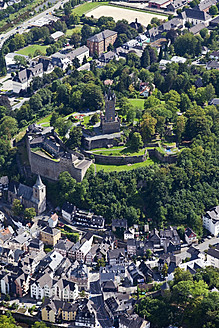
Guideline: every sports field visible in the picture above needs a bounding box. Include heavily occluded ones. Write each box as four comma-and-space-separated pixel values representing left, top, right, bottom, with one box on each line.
86, 5, 166, 26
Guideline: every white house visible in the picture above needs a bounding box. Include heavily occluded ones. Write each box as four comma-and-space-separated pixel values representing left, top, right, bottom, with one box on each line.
12, 62, 43, 93
48, 213, 58, 228
206, 246, 219, 268
50, 31, 64, 41
31, 272, 78, 301
124, 228, 135, 241
203, 206, 219, 236
67, 45, 89, 65
62, 202, 75, 222
185, 228, 198, 245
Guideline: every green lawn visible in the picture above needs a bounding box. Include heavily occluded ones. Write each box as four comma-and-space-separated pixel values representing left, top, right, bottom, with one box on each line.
65, 25, 83, 37
129, 99, 145, 110
16, 44, 49, 56
72, 1, 109, 15
36, 114, 52, 127
95, 158, 155, 172
92, 146, 146, 156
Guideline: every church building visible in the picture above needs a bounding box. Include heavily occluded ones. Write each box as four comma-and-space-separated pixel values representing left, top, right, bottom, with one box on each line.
8, 175, 46, 215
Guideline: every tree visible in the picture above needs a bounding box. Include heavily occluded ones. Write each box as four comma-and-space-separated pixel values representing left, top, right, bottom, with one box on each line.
141, 48, 150, 68
174, 33, 198, 56
14, 55, 27, 68
81, 24, 92, 42
69, 13, 80, 26
0, 116, 18, 139
129, 132, 143, 151
175, 115, 186, 142
70, 33, 81, 48
162, 263, 168, 277
144, 95, 160, 109
90, 113, 99, 124
141, 113, 157, 141
24, 208, 36, 221
29, 93, 43, 111
96, 257, 106, 269
127, 107, 136, 123
55, 117, 72, 137
66, 126, 82, 149
0, 314, 17, 328
172, 280, 193, 304
209, 5, 218, 15
73, 57, 80, 68
82, 83, 104, 110
12, 199, 23, 216
0, 50, 7, 76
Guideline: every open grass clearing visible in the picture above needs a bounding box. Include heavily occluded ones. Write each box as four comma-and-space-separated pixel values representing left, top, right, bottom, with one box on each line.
95, 157, 155, 172
129, 98, 145, 110
72, 1, 109, 15
65, 25, 83, 37
36, 114, 52, 127
86, 5, 167, 26
16, 44, 49, 57
92, 146, 146, 156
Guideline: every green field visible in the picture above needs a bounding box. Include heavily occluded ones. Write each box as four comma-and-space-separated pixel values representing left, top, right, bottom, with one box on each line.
129, 99, 145, 110
16, 44, 49, 56
92, 146, 146, 156
36, 114, 52, 127
66, 25, 83, 37
95, 158, 155, 172
72, 1, 109, 15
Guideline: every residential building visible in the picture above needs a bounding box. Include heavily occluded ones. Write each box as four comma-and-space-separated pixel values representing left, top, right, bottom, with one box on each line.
166, 0, 188, 12
68, 263, 89, 291
127, 239, 137, 256
203, 206, 219, 236
108, 248, 126, 266
112, 219, 127, 231
54, 239, 74, 257
8, 175, 46, 215
206, 245, 219, 268
40, 227, 61, 246
209, 51, 219, 60
127, 263, 145, 285
124, 229, 135, 241
206, 60, 219, 70
12, 62, 43, 93
148, 0, 171, 9
67, 45, 89, 64
50, 31, 65, 41
14, 273, 30, 297
181, 9, 211, 24
48, 213, 59, 228
75, 299, 97, 328
51, 52, 71, 70
62, 202, 75, 221
72, 210, 105, 229
41, 298, 77, 323
119, 313, 150, 328
28, 239, 44, 253
87, 30, 117, 56
99, 51, 116, 63
193, 0, 216, 12
185, 228, 198, 245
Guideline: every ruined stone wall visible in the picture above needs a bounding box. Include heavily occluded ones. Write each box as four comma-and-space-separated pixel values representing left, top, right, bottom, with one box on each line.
82, 150, 148, 165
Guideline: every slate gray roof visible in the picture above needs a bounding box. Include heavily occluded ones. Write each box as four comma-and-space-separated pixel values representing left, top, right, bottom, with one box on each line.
189, 22, 206, 34
87, 30, 117, 43
184, 8, 211, 21
205, 205, 219, 220
67, 45, 89, 60
207, 247, 219, 259
194, 0, 216, 11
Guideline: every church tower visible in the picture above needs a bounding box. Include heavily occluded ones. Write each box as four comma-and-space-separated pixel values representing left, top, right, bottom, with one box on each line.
32, 175, 46, 214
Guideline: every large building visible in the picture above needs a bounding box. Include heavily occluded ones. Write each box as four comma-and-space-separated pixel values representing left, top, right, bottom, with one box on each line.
101, 89, 120, 134
203, 206, 219, 236
87, 30, 117, 56
8, 175, 46, 215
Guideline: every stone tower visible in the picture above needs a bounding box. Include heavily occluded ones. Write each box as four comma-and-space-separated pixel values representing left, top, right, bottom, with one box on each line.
101, 88, 120, 134
32, 175, 46, 214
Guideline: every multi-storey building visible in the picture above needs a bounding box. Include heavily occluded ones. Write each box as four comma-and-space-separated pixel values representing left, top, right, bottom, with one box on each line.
87, 30, 117, 56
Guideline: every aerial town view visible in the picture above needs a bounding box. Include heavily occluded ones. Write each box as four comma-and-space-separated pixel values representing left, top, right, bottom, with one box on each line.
0, 0, 218, 327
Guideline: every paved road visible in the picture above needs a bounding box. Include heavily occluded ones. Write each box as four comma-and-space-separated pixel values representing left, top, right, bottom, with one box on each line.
0, 0, 70, 48
90, 280, 112, 328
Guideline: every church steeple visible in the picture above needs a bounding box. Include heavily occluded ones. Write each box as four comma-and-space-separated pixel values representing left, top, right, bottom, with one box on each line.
32, 175, 46, 214
34, 175, 44, 188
